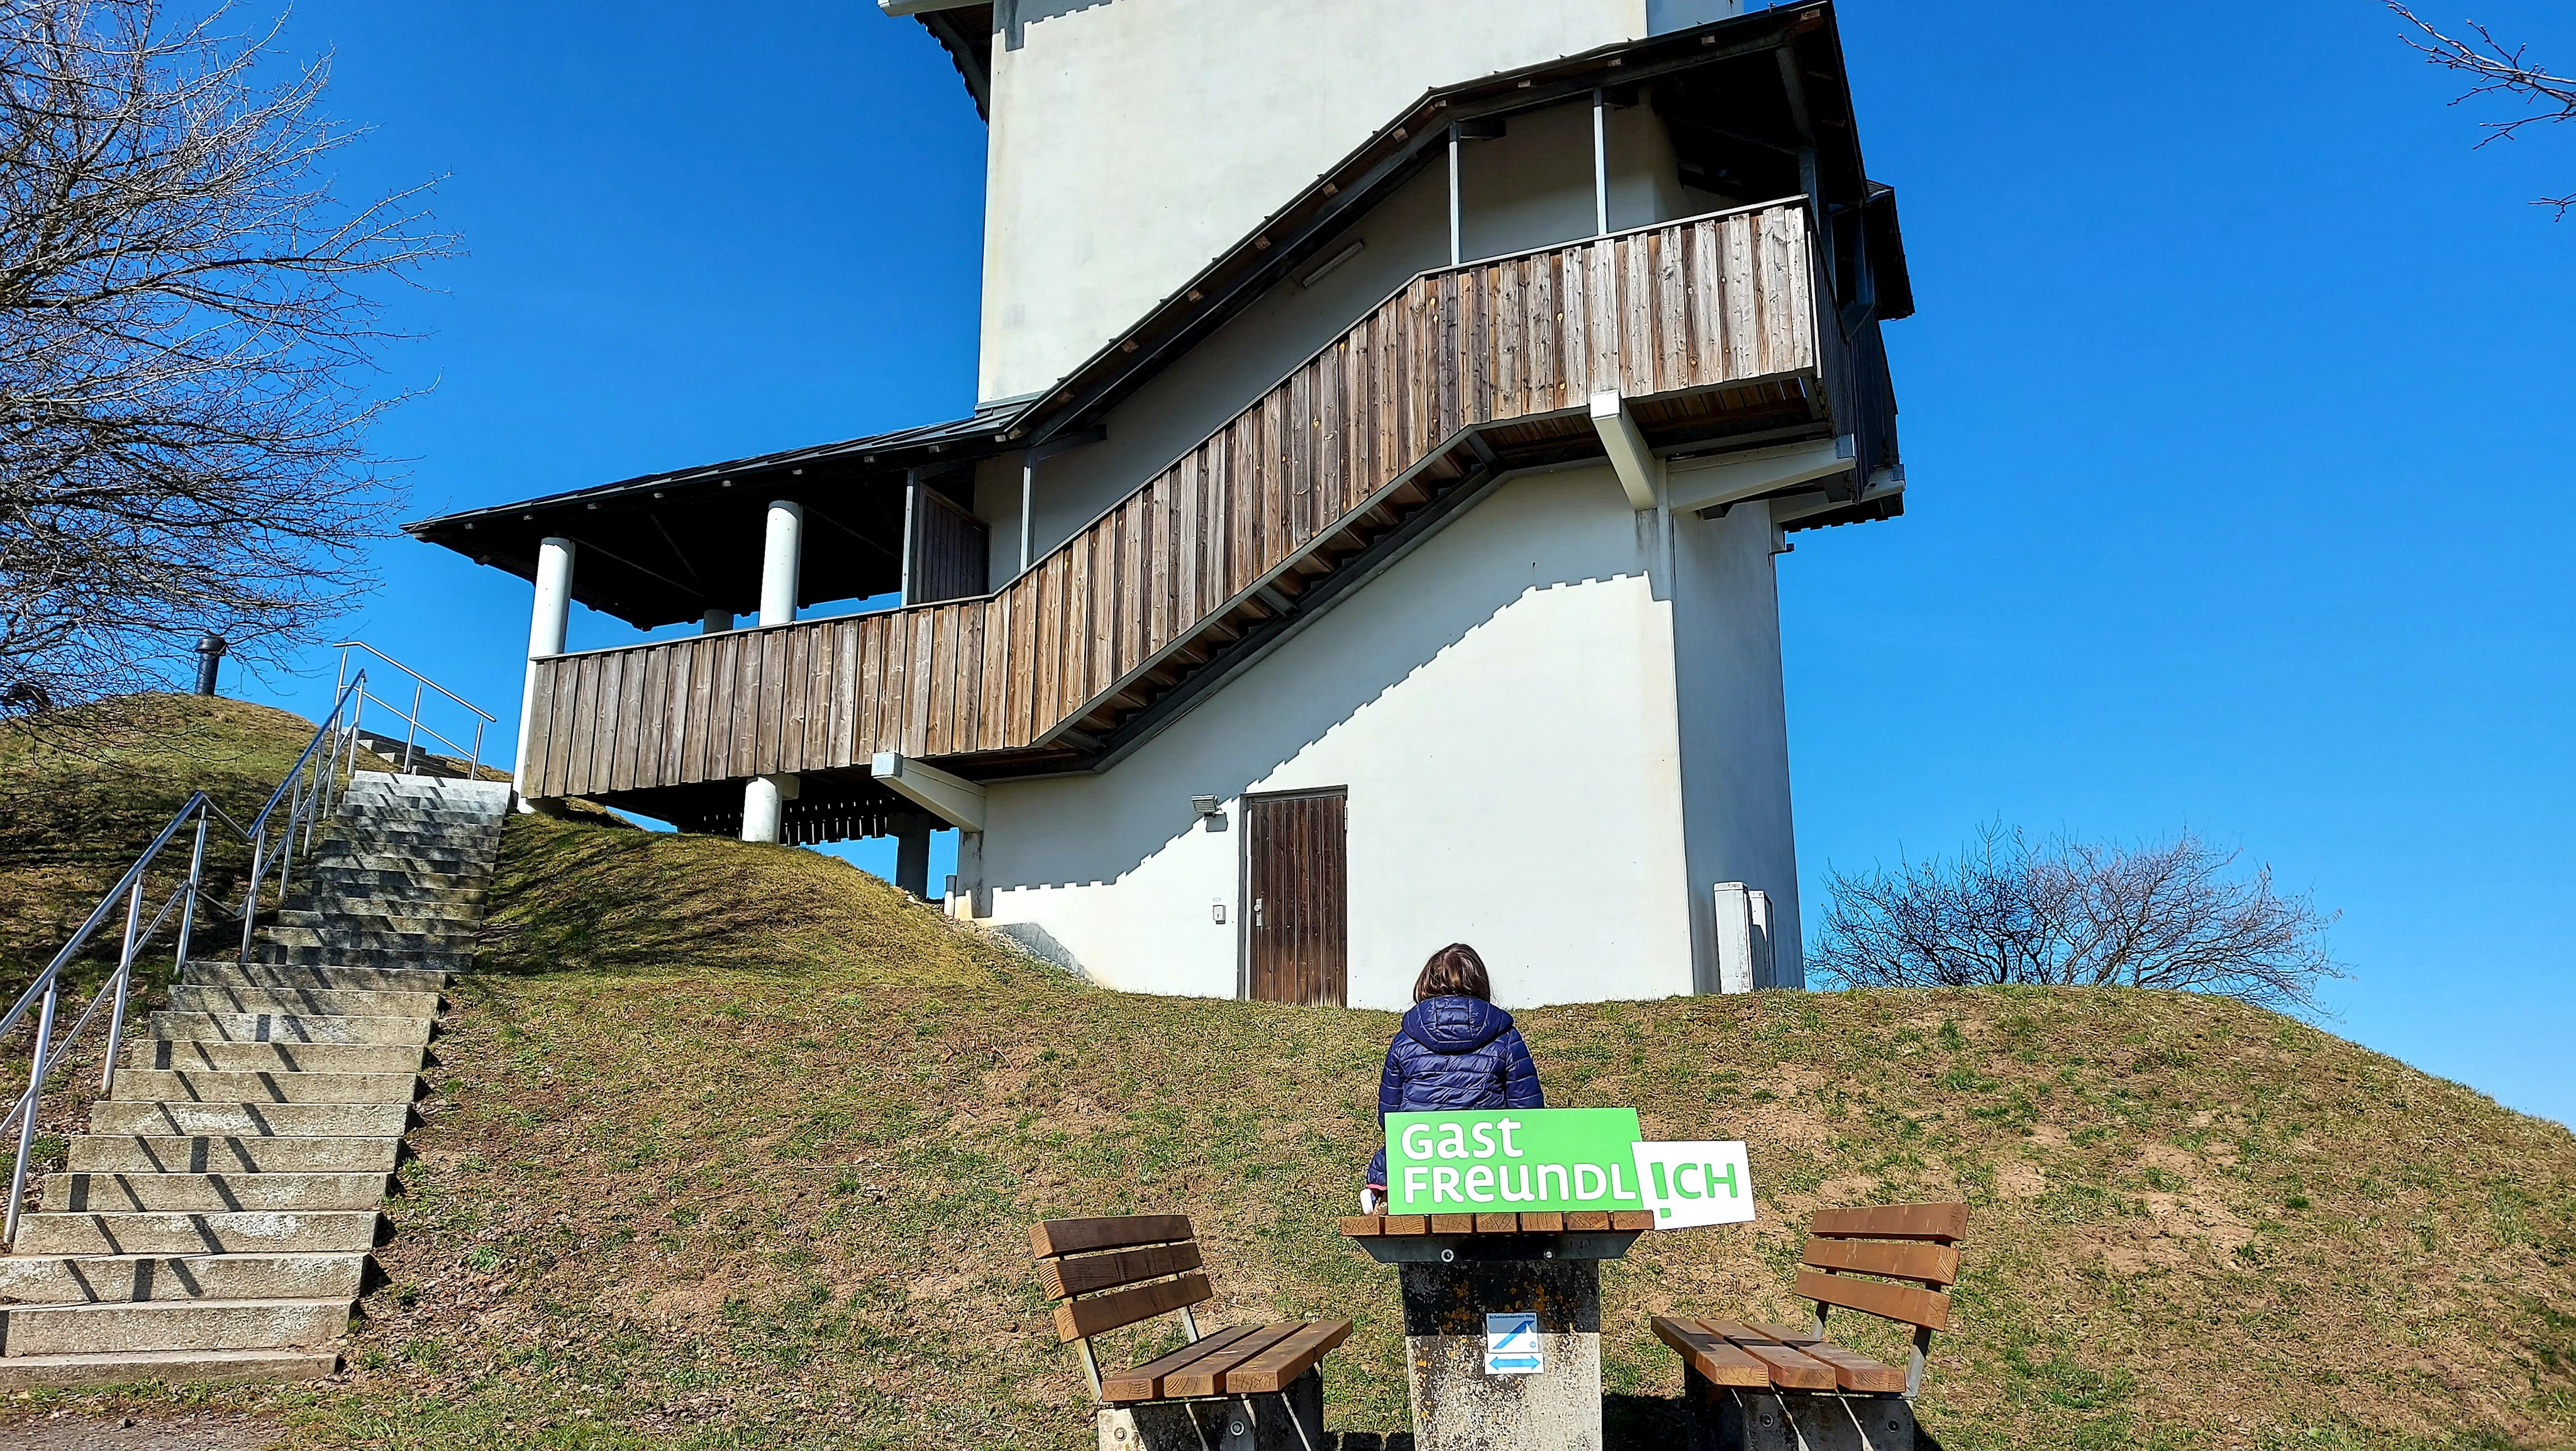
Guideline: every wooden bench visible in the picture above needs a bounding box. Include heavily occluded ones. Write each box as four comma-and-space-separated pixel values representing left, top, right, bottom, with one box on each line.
1032, 1214, 1352, 1451
1652, 1201, 1969, 1451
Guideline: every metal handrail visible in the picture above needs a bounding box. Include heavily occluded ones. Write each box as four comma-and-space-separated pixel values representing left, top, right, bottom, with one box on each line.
329, 641, 496, 779
1, 673, 367, 1245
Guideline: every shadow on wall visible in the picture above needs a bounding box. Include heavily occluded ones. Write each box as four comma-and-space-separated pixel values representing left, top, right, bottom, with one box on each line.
989, 468, 1667, 892
999, 0, 1116, 50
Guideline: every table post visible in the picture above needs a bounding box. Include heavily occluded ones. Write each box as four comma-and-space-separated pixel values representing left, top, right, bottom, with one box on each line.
1348, 1223, 1644, 1451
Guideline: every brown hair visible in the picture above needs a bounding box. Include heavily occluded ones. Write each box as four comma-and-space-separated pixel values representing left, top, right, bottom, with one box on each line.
1414, 943, 1492, 1003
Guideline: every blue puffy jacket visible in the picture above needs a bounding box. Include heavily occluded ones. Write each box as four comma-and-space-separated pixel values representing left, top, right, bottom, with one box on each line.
1365, 996, 1545, 1186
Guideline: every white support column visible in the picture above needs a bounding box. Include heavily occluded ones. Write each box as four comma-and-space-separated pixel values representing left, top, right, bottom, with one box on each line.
743, 500, 804, 840
700, 608, 732, 634
1448, 123, 1463, 267
1019, 455, 1036, 575
513, 536, 576, 804
950, 830, 984, 920
759, 500, 803, 627
742, 773, 798, 845
1592, 89, 1610, 236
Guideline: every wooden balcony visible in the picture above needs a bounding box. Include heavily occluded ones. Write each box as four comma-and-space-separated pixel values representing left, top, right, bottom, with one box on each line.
519, 199, 1892, 834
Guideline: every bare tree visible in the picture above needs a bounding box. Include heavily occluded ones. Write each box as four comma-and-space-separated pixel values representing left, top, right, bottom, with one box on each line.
2392, 4, 2576, 215
0, 0, 450, 714
1811, 823, 2346, 1015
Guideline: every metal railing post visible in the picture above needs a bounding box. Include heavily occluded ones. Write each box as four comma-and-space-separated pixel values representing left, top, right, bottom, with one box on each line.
98, 876, 144, 1096
238, 825, 267, 969
172, 809, 209, 976
5, 978, 60, 1245
403, 681, 423, 774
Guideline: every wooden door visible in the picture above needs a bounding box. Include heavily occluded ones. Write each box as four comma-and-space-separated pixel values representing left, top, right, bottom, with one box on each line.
1244, 789, 1348, 1006
902, 484, 989, 606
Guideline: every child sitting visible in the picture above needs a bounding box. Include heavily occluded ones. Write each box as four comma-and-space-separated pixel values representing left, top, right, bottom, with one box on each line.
1363, 943, 1546, 1209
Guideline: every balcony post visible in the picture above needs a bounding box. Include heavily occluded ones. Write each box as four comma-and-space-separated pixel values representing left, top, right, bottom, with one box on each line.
758, 500, 802, 627
894, 813, 932, 899
738, 501, 806, 842
700, 608, 732, 633
514, 535, 576, 803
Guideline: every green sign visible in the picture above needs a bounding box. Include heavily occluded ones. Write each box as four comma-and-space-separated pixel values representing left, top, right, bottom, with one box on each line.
1384, 1108, 1647, 1215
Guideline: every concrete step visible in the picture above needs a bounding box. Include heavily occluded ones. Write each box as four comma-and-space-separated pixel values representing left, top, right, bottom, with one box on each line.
266, 916, 479, 948
43, 1171, 392, 1214
167, 983, 441, 1019
149, 1010, 433, 1047
0, 1296, 350, 1355
0, 1346, 338, 1389
338, 799, 503, 824
69, 1135, 402, 1175
282, 892, 485, 921
250, 944, 472, 973
347, 770, 511, 804
125, 1033, 432, 1074
0, 1251, 365, 1305
319, 833, 495, 863
107, 1069, 420, 1106
277, 905, 481, 933
304, 850, 492, 879
11, 1211, 380, 1256
295, 864, 488, 897
86, 1099, 411, 1138
175, 964, 450, 997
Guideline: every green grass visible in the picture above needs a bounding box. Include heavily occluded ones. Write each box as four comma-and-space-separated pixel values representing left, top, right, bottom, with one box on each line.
4, 698, 2573, 1450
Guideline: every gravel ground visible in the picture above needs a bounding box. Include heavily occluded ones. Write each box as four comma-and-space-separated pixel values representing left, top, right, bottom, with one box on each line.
0, 1412, 281, 1450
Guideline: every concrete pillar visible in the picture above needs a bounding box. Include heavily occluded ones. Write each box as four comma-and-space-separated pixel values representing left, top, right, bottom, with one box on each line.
700, 608, 732, 633
742, 772, 798, 845
950, 830, 984, 918
513, 536, 576, 800
895, 815, 932, 899
758, 499, 802, 628
740, 501, 804, 837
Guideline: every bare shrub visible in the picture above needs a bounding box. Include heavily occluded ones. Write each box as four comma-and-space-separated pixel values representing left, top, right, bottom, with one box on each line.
1812, 823, 2346, 1015
0, 0, 452, 714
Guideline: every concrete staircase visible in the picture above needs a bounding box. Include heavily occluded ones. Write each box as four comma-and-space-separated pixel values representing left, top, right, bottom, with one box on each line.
0, 771, 511, 1387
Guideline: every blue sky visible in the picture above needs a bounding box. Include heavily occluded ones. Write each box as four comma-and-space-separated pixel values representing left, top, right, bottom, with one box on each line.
226, 1, 2572, 1125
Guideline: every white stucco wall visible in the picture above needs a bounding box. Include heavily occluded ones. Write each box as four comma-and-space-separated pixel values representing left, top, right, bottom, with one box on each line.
979, 0, 1670, 404
976, 464, 1721, 1010
1668, 501, 1804, 989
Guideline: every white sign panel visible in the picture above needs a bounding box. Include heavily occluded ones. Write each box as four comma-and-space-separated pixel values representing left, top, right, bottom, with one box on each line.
1484, 1311, 1541, 1375
1630, 1140, 1756, 1230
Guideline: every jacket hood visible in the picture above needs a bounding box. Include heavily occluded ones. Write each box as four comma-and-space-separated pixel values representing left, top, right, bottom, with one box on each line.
1401, 996, 1515, 1055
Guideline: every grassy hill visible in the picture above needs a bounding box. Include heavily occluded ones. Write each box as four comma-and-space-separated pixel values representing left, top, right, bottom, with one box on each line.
4, 698, 2572, 1450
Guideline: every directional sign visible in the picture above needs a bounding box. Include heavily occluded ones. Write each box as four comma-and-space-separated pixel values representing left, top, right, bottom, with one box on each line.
1485, 1311, 1541, 1375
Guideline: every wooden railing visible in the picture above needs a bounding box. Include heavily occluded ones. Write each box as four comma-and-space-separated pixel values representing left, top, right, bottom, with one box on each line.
522, 200, 1828, 799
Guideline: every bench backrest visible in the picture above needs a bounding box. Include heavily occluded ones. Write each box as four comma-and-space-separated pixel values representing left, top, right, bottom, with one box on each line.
1031, 1214, 1211, 1399
1797, 1201, 1969, 1396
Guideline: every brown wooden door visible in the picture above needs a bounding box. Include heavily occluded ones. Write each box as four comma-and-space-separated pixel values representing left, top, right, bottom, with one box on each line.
1243, 790, 1347, 1006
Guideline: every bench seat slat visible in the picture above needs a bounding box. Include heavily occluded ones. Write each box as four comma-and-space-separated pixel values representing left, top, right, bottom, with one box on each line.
1796, 1269, 1950, 1330
1652, 1314, 1768, 1388
1162, 1322, 1304, 1398
1041, 1242, 1205, 1299
1100, 1325, 1265, 1403
1338, 1215, 1382, 1237
1381, 1215, 1429, 1235
1224, 1318, 1355, 1394
1033, 1214, 1196, 1259
1799, 1340, 1910, 1394
1809, 1202, 1968, 1244
1697, 1319, 1838, 1391
1053, 1272, 1213, 1342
